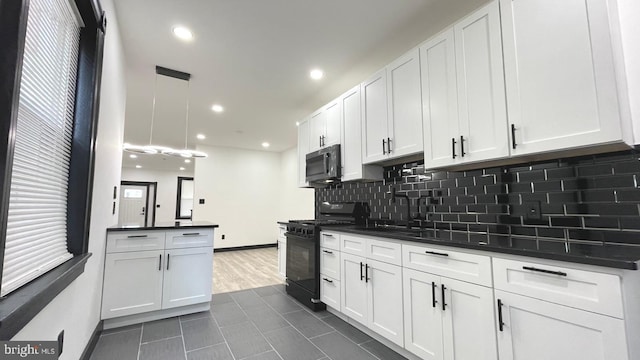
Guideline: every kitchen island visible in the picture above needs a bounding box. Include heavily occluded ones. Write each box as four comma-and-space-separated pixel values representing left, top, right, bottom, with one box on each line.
101, 222, 218, 329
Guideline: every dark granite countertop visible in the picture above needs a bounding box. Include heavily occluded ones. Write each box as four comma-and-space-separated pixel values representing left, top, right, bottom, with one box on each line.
320, 225, 640, 270
107, 221, 219, 232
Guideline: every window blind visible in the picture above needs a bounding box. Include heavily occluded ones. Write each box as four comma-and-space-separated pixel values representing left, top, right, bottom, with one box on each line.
1, 0, 82, 296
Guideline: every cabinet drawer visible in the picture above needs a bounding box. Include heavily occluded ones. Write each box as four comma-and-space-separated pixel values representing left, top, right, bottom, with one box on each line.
165, 229, 214, 249
493, 258, 623, 318
320, 231, 340, 251
320, 247, 340, 279
341, 234, 367, 256
366, 238, 402, 266
402, 244, 492, 287
106, 231, 165, 253
320, 276, 340, 311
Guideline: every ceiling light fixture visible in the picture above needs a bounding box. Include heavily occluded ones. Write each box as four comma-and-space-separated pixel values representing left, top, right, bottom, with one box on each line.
211, 104, 224, 113
129, 154, 137, 159
262, 142, 270, 148
310, 69, 324, 80
135, 165, 142, 169
180, 167, 185, 171
196, 134, 206, 140
172, 26, 193, 41
184, 159, 191, 163
295, 121, 300, 126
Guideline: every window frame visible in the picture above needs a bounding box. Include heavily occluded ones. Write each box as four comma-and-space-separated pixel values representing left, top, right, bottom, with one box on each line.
0, 0, 106, 339
175, 176, 194, 220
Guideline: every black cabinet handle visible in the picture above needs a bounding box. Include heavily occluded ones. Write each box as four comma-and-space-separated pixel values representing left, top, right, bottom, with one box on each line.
166, 253, 170, 270
387, 137, 392, 153
127, 234, 148, 238
497, 299, 504, 331
322, 249, 333, 254
382, 139, 387, 155
319, 136, 322, 148
158, 254, 162, 271
425, 251, 449, 257
522, 266, 567, 277
511, 124, 517, 149
323, 277, 333, 283
441, 284, 447, 311
431, 282, 437, 308
360, 262, 364, 281
182, 232, 200, 236
365, 264, 370, 283
452, 138, 457, 159
460, 135, 465, 157
323, 233, 334, 237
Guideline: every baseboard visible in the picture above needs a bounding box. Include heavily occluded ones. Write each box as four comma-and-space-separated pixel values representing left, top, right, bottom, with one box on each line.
79, 320, 103, 360
214, 243, 277, 252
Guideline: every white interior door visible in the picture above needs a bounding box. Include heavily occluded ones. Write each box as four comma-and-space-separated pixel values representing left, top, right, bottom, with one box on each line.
119, 184, 148, 227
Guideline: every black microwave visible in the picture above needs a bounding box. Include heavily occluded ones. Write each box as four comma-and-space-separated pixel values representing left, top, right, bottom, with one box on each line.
305, 144, 341, 183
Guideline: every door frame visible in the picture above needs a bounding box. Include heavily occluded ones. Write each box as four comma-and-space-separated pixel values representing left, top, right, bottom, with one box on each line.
175, 176, 194, 220
120, 181, 158, 227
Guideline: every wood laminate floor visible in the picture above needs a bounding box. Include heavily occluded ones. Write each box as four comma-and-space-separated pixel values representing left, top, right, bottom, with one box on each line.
213, 247, 284, 294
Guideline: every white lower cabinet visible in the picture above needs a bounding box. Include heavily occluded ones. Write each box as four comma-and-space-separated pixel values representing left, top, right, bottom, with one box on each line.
403, 268, 497, 360
495, 290, 628, 360
341, 252, 404, 347
102, 229, 214, 321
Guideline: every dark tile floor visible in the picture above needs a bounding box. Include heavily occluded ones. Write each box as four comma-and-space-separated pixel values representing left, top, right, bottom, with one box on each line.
90, 284, 407, 360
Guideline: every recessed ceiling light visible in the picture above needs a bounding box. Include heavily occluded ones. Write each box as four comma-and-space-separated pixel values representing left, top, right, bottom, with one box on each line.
196, 134, 206, 140
310, 69, 324, 80
262, 142, 270, 148
180, 167, 185, 171
295, 121, 300, 126
135, 165, 142, 169
172, 26, 193, 41
129, 154, 137, 159
184, 159, 191, 163
211, 104, 224, 113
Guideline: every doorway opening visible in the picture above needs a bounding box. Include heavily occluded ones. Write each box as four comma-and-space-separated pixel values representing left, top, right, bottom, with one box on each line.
119, 181, 157, 227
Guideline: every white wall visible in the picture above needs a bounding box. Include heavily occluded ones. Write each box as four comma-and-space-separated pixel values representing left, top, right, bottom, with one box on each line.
11, 2, 127, 359
278, 147, 315, 223
121, 168, 194, 223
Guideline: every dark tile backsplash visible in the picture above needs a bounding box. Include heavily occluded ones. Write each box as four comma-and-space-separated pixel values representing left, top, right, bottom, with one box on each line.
316, 149, 640, 249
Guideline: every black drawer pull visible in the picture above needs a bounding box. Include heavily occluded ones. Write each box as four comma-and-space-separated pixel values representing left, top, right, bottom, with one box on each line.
441, 284, 447, 311
497, 299, 504, 331
511, 124, 517, 149
322, 233, 334, 237
431, 282, 437, 308
158, 254, 162, 271
460, 135, 465, 157
387, 137, 392, 153
365, 264, 370, 283
425, 251, 449, 257
322, 250, 333, 254
522, 266, 567, 277
182, 232, 201, 236
167, 254, 170, 270
323, 278, 333, 283
382, 139, 387, 155
360, 262, 364, 281
127, 234, 148, 238
452, 138, 457, 159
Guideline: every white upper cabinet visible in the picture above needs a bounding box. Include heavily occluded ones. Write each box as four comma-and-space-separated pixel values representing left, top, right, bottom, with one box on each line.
362, 69, 389, 164
422, 1, 509, 169
362, 48, 423, 164
297, 118, 310, 187
501, 0, 628, 155
309, 99, 342, 153
387, 48, 424, 159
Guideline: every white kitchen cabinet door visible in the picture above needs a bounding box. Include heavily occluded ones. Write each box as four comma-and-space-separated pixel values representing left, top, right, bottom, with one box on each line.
162, 247, 214, 310
340, 252, 368, 325
278, 241, 286, 279
501, 0, 623, 155
403, 268, 444, 360
387, 48, 423, 159
341, 85, 364, 181
367, 259, 404, 347
297, 118, 310, 187
421, 29, 460, 168
101, 250, 164, 319
442, 278, 497, 360
309, 109, 325, 152
454, 1, 509, 163
324, 99, 342, 148
495, 290, 628, 360
361, 69, 389, 164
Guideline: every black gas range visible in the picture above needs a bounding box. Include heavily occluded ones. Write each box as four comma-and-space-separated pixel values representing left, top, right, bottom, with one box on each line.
285, 202, 369, 311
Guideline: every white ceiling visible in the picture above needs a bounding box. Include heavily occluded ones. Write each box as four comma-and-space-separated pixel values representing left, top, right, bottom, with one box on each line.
114, 0, 488, 170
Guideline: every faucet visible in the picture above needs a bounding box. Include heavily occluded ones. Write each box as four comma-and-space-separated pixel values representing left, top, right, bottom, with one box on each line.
388, 187, 413, 229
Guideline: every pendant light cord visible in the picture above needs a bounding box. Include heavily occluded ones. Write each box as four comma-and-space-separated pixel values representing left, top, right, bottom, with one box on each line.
149, 72, 159, 145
